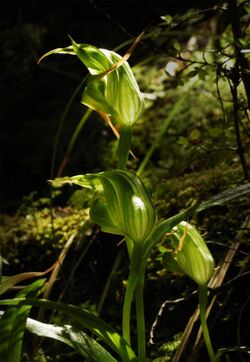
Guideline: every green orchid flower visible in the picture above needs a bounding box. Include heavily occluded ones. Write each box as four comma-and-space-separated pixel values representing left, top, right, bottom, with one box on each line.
163, 221, 215, 286
38, 37, 145, 170
70, 38, 145, 127
163, 221, 216, 361
52, 170, 156, 244
52, 169, 156, 356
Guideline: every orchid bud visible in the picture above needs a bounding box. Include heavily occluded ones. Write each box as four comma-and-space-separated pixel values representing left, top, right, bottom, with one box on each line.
70, 39, 144, 127
163, 221, 215, 286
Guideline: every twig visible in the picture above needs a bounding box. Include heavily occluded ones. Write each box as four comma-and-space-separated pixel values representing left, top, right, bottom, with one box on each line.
149, 291, 197, 345
207, 240, 249, 256
216, 68, 227, 124
150, 268, 250, 346
228, 0, 250, 108
42, 233, 76, 300
209, 271, 250, 293
30, 233, 76, 361
228, 74, 249, 180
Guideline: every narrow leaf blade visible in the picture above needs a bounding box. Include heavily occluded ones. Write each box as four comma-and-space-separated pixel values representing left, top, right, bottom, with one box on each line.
38, 45, 74, 64
196, 183, 250, 212
0, 298, 136, 362
18, 315, 118, 362
0, 257, 64, 296
0, 280, 45, 362
147, 183, 250, 254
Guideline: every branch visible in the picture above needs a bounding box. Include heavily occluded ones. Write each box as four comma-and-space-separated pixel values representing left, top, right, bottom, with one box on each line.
228, 0, 250, 108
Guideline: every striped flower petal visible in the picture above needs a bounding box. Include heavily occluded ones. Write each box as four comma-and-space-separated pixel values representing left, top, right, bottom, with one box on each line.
52, 170, 156, 244
94, 170, 156, 243
164, 221, 215, 286
70, 39, 144, 127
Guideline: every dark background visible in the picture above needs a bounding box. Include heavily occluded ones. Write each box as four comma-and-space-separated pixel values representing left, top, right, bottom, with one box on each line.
1, 4, 249, 361
1, 0, 219, 212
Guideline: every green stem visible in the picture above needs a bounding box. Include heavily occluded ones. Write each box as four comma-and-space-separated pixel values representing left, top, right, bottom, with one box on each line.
198, 285, 216, 362
135, 261, 147, 361
117, 126, 132, 170
122, 242, 143, 346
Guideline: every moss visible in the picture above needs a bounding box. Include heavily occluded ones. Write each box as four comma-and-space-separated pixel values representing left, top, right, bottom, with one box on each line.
152, 163, 249, 221
0, 203, 90, 272
151, 333, 182, 361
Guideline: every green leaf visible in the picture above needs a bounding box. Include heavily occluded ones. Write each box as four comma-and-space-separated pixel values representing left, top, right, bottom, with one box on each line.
18, 316, 118, 362
177, 78, 185, 86
198, 68, 207, 81
173, 41, 181, 52
207, 127, 223, 138
177, 136, 189, 146
145, 204, 198, 256
146, 183, 250, 256
0, 298, 137, 362
67, 327, 118, 362
187, 69, 198, 78
0, 279, 45, 362
190, 129, 200, 140
158, 244, 169, 254
196, 182, 250, 212
225, 127, 235, 140
235, 38, 247, 48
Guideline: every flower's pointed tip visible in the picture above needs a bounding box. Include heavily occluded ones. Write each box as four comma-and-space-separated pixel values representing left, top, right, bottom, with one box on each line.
68, 34, 76, 46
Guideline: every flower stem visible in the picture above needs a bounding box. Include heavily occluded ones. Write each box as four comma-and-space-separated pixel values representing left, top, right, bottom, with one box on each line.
135, 261, 147, 361
117, 126, 132, 170
198, 285, 216, 362
122, 242, 143, 345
